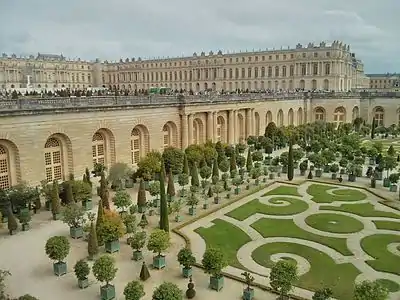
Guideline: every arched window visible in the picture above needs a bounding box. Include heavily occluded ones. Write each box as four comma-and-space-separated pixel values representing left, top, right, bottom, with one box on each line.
277, 110, 284, 127
315, 107, 325, 121
193, 119, 204, 145
288, 109, 294, 126
163, 125, 171, 149
0, 145, 10, 189
374, 107, 384, 126
44, 137, 63, 182
92, 132, 105, 166
334, 107, 346, 127
254, 113, 260, 136
131, 128, 141, 165
238, 114, 245, 143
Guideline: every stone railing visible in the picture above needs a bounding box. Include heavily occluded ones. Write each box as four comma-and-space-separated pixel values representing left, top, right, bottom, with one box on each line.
0, 91, 398, 112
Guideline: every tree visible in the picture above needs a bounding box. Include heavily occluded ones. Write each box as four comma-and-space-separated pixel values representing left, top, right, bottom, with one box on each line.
353, 280, 388, 300
177, 247, 196, 270
182, 154, 189, 175
92, 255, 118, 286
162, 146, 184, 175
71, 180, 92, 203
312, 287, 333, 300
7, 209, 18, 235
199, 165, 212, 182
137, 179, 147, 210
177, 173, 189, 194
218, 158, 229, 175
62, 203, 85, 228
371, 118, 376, 139
152, 282, 183, 300
65, 182, 74, 204
85, 167, 92, 187
147, 229, 170, 256
190, 163, 200, 187
96, 200, 105, 246
108, 162, 131, 188
159, 163, 169, 232
99, 210, 125, 243
246, 149, 253, 172
287, 139, 294, 181
167, 172, 176, 200
139, 261, 151, 281
51, 181, 61, 218
185, 144, 203, 165
123, 280, 145, 300
212, 157, 220, 179
230, 152, 237, 174
74, 259, 90, 281
45, 236, 70, 263
100, 172, 110, 209
201, 247, 228, 278
112, 190, 132, 212
129, 231, 147, 252
88, 221, 99, 259
387, 145, 396, 157
18, 295, 39, 300
0, 269, 11, 300
270, 260, 298, 298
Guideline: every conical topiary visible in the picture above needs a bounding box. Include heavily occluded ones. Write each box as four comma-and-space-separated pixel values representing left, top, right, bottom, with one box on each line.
137, 179, 147, 210
34, 187, 41, 211
88, 222, 99, 260
65, 182, 74, 204
139, 213, 148, 228
183, 154, 189, 175
159, 163, 169, 232
186, 276, 196, 299
7, 209, 18, 235
51, 181, 61, 218
207, 186, 213, 198
167, 172, 175, 201
96, 199, 104, 246
190, 163, 200, 187
85, 167, 92, 187
307, 170, 313, 179
212, 158, 219, 178
139, 262, 150, 281
246, 150, 253, 172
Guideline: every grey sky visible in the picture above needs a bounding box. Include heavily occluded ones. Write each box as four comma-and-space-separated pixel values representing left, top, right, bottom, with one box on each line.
0, 0, 398, 73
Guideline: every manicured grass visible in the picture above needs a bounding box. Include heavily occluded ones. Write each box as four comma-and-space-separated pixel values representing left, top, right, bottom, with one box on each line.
226, 197, 308, 221
373, 220, 400, 231
320, 203, 400, 219
376, 279, 400, 293
251, 242, 360, 300
262, 185, 301, 197
305, 213, 364, 234
361, 234, 400, 275
251, 218, 352, 255
194, 218, 251, 269
307, 184, 367, 203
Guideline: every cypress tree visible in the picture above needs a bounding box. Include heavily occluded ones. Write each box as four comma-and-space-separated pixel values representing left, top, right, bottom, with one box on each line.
191, 163, 200, 187
246, 149, 253, 172
51, 181, 61, 219
287, 139, 294, 181
183, 154, 189, 175
212, 157, 219, 178
101, 188, 110, 210
7, 208, 18, 235
159, 163, 169, 232
99, 172, 107, 198
137, 179, 147, 210
87, 221, 98, 260
230, 152, 237, 173
167, 172, 175, 201
139, 261, 151, 281
85, 167, 92, 187
96, 199, 104, 246
65, 182, 74, 204
371, 117, 376, 139
34, 187, 42, 211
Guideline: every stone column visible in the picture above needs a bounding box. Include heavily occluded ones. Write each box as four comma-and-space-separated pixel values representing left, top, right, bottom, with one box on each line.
188, 114, 194, 145
233, 110, 238, 144
228, 110, 234, 144
213, 112, 217, 142
207, 111, 213, 142
181, 114, 188, 149
250, 108, 255, 136
246, 108, 252, 138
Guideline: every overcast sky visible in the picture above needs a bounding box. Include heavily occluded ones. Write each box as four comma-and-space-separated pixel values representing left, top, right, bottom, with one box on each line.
0, 0, 398, 73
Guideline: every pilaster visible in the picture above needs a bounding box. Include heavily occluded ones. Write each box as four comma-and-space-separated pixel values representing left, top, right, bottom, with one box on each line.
207, 111, 213, 142
212, 111, 217, 142
228, 109, 234, 144
188, 113, 194, 146
181, 113, 188, 149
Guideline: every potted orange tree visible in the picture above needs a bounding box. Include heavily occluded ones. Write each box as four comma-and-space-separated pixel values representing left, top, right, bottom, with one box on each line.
177, 247, 196, 278
100, 210, 125, 253
93, 255, 118, 300
202, 247, 228, 291
45, 236, 70, 276
74, 259, 90, 289
147, 229, 170, 269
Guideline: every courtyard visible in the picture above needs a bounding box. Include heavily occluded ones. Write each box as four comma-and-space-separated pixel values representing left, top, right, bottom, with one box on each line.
178, 181, 400, 300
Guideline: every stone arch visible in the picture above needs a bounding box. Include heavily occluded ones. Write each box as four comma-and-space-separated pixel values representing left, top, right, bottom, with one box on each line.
237, 113, 245, 143
193, 118, 204, 145
0, 139, 21, 189
162, 121, 178, 148
352, 106, 359, 120
288, 108, 294, 126
373, 106, 384, 126
131, 125, 150, 165
44, 133, 73, 182
92, 128, 116, 169
314, 107, 325, 121
216, 115, 227, 143
266, 111, 273, 125
297, 108, 303, 125
334, 106, 346, 127
254, 112, 260, 136
277, 109, 284, 127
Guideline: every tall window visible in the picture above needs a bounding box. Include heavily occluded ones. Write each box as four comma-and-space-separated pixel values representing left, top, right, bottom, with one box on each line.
44, 137, 63, 182
334, 107, 346, 127
315, 108, 325, 121
0, 145, 10, 189
131, 129, 141, 165
374, 107, 384, 126
163, 125, 171, 149
282, 66, 287, 77
92, 132, 105, 166
301, 64, 306, 76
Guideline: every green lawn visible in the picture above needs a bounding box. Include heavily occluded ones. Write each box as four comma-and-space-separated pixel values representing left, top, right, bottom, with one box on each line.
307, 184, 367, 203
305, 213, 364, 234
226, 197, 308, 221
262, 185, 301, 197
251, 218, 352, 256
373, 220, 400, 231
320, 203, 400, 219
361, 234, 400, 275
376, 279, 400, 293
194, 218, 251, 269
251, 242, 360, 300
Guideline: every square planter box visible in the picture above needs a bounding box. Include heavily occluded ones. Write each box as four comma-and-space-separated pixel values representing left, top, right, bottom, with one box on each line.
348, 174, 356, 182
100, 284, 116, 300
53, 261, 67, 276
132, 250, 143, 261
209, 276, 224, 291
235, 187, 241, 195
175, 215, 183, 222
390, 184, 398, 192
78, 278, 89, 289
203, 203, 209, 209
70, 226, 84, 239
331, 173, 337, 180
182, 267, 192, 278
22, 223, 30, 231
82, 200, 92, 211
153, 255, 166, 269
105, 240, 120, 253
189, 207, 196, 216
243, 288, 255, 300
383, 178, 390, 187
214, 197, 220, 204
315, 169, 322, 177
269, 173, 275, 180
376, 172, 383, 180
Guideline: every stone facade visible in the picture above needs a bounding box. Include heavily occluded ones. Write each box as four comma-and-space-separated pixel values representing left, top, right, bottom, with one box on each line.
0, 92, 399, 188
367, 73, 400, 91
0, 40, 369, 93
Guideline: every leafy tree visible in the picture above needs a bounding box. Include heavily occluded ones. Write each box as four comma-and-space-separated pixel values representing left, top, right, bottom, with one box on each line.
152, 282, 183, 300
88, 221, 99, 259
96, 200, 105, 246
236, 155, 246, 170
185, 144, 203, 165
246, 149, 253, 171
162, 146, 184, 175
124, 280, 145, 300
230, 152, 237, 173
112, 190, 132, 212
287, 139, 294, 181
202, 145, 217, 166
148, 181, 161, 200
212, 157, 220, 179
7, 209, 18, 235
62, 203, 85, 228
92, 255, 118, 286
251, 150, 263, 162
45, 236, 70, 263
137, 179, 147, 209
353, 280, 388, 300
312, 287, 333, 300
177, 247, 196, 269
51, 181, 61, 217
65, 182, 74, 204
190, 163, 200, 187
199, 165, 212, 181
159, 163, 169, 232
201, 247, 228, 278
177, 173, 189, 194
269, 260, 298, 298
137, 152, 161, 181
18, 295, 39, 300
129, 231, 147, 252
265, 122, 277, 139
387, 145, 396, 157
147, 229, 170, 256
218, 158, 229, 175
108, 162, 131, 188
167, 172, 176, 200
99, 210, 125, 243
74, 259, 90, 281
71, 180, 92, 203
182, 154, 189, 175
371, 118, 376, 139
